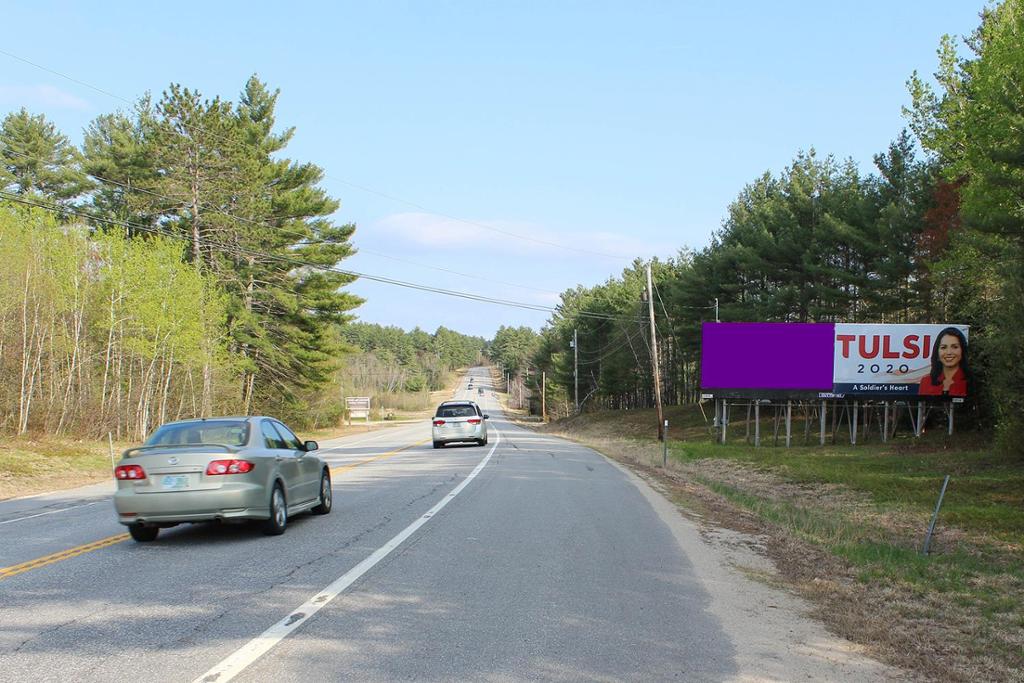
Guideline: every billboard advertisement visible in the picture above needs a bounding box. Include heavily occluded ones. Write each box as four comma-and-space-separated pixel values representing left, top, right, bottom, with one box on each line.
701, 322, 970, 398
701, 323, 833, 392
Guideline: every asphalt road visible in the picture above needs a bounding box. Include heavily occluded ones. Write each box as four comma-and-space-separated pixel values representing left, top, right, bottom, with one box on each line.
0, 367, 896, 682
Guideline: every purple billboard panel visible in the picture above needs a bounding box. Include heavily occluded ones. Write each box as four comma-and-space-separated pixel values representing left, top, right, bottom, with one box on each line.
701, 322, 835, 392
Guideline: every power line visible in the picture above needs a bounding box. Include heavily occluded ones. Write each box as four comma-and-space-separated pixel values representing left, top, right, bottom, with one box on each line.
0, 139, 563, 298
576, 328, 644, 366
0, 191, 638, 322
0, 47, 632, 262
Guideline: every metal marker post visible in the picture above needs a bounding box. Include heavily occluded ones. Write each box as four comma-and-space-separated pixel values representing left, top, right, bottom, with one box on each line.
922, 475, 951, 555
662, 419, 668, 467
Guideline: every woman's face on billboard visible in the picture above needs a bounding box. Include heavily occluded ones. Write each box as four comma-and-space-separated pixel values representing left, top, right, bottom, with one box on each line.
938, 334, 962, 369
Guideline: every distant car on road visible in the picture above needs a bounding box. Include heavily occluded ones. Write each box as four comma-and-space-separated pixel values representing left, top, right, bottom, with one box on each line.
432, 401, 488, 448
112, 417, 332, 542
477, 387, 484, 395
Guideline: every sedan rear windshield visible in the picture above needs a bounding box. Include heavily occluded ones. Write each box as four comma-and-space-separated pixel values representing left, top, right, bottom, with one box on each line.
145, 420, 249, 447
436, 405, 477, 418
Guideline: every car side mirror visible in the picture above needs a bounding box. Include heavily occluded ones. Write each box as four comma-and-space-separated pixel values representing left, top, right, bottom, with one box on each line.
483, 415, 490, 420
304, 440, 319, 452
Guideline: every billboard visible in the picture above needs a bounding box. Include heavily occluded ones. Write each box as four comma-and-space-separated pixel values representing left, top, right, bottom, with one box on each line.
701, 323, 970, 398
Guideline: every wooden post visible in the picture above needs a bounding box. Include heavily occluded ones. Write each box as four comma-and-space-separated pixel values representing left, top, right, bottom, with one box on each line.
541, 371, 546, 423
646, 263, 665, 440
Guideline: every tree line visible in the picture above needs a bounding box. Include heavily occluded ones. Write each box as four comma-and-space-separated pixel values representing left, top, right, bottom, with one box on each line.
339, 322, 485, 396
520, 2, 1023, 450
0, 76, 482, 438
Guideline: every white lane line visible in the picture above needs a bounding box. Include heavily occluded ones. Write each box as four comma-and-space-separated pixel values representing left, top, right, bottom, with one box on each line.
193, 428, 503, 683
0, 501, 102, 526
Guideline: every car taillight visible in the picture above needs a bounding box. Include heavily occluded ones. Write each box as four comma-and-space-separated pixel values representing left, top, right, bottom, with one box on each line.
467, 418, 481, 425
114, 464, 147, 480
433, 419, 445, 426
205, 459, 255, 475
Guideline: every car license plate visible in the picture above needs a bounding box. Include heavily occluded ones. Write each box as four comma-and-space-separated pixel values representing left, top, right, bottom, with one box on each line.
161, 474, 189, 490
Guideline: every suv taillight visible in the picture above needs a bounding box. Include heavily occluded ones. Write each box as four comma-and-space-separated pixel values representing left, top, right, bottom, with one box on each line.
467, 418, 481, 425
205, 460, 255, 475
433, 419, 445, 426
114, 464, 147, 480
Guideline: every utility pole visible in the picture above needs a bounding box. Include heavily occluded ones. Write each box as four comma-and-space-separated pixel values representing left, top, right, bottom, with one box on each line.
714, 297, 719, 323
647, 262, 665, 441
541, 371, 547, 422
573, 328, 579, 413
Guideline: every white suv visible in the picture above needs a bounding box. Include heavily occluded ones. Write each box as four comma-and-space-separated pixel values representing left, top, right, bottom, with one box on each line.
432, 401, 489, 448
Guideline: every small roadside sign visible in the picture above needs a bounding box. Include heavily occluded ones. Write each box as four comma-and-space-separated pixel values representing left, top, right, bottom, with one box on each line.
346, 396, 371, 427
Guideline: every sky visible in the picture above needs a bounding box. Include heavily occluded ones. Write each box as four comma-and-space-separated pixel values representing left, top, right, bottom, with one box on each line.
0, 1, 985, 339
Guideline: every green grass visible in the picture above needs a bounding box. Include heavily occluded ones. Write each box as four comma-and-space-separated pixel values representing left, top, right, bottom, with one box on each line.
673, 438, 1024, 542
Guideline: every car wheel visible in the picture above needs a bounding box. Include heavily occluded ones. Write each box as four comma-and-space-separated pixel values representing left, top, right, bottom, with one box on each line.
128, 523, 159, 542
433, 441, 443, 449
263, 483, 287, 535
311, 470, 332, 515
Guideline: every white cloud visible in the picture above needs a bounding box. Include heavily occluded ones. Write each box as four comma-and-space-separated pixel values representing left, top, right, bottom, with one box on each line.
0, 84, 91, 112
371, 211, 675, 263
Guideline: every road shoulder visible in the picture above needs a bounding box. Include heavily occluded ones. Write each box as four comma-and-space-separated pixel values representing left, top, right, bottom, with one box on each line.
603, 454, 903, 681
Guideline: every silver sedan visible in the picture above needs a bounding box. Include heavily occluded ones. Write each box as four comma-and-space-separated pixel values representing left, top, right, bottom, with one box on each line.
112, 416, 332, 542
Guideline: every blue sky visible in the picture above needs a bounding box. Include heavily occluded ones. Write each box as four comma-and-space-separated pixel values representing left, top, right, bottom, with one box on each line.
1, 1, 984, 338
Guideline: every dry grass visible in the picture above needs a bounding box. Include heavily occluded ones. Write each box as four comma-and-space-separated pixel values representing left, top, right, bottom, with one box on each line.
0, 434, 131, 499
533, 407, 1024, 683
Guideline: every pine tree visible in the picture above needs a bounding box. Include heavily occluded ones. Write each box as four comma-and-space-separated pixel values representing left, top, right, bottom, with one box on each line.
0, 108, 90, 205
230, 76, 361, 415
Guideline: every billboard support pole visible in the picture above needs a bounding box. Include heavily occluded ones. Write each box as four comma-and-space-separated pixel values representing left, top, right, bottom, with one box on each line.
754, 401, 760, 447
832, 402, 839, 443
745, 402, 751, 443
798, 403, 806, 446
915, 401, 924, 437
851, 401, 858, 445
721, 402, 728, 444
819, 401, 826, 446
882, 402, 889, 443
785, 401, 792, 448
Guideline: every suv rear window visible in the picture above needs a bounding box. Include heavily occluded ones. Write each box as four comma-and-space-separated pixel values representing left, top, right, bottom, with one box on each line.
145, 420, 249, 447
436, 405, 477, 418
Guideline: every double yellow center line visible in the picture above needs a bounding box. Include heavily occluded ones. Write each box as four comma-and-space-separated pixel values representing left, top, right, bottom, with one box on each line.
329, 438, 430, 476
1, 438, 430, 583
0, 532, 129, 582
